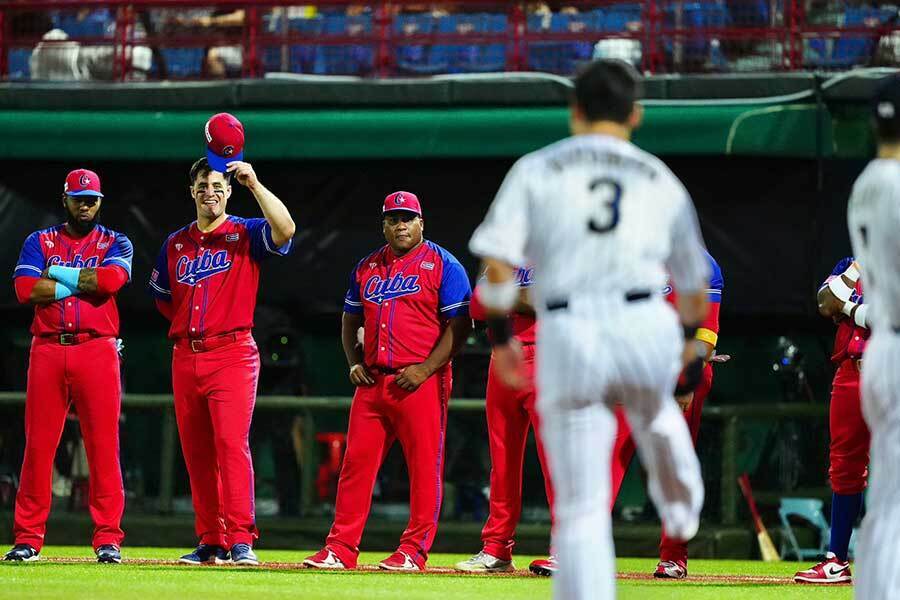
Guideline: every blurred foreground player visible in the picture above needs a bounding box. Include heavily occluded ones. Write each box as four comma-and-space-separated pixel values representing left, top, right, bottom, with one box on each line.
304, 191, 471, 571
148, 114, 295, 566
469, 59, 710, 600
6, 169, 133, 564
847, 75, 900, 600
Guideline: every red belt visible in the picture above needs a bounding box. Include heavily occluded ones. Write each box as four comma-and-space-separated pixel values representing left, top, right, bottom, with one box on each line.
176, 332, 243, 353
35, 333, 101, 346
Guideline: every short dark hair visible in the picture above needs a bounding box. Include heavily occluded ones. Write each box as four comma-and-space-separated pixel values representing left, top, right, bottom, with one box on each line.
573, 59, 642, 124
873, 75, 900, 144
189, 157, 231, 185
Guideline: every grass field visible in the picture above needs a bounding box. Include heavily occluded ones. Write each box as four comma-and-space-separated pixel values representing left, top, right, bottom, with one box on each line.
0, 547, 854, 600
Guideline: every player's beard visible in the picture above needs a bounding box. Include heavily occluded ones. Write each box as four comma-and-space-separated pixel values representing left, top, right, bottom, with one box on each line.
66, 211, 100, 236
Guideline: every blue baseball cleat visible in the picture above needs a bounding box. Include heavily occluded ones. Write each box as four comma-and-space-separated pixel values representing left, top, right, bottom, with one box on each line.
230, 544, 259, 566
179, 544, 229, 565
96, 545, 121, 564
4, 544, 39, 562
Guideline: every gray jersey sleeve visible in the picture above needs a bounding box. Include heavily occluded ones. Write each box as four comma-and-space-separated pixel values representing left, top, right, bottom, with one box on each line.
666, 191, 710, 295
469, 158, 532, 267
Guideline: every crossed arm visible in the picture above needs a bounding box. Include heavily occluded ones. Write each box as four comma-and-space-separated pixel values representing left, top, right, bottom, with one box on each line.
15, 266, 128, 305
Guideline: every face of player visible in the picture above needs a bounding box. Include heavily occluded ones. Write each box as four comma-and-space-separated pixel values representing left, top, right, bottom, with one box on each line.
383, 211, 423, 256
62, 194, 101, 236
191, 169, 232, 223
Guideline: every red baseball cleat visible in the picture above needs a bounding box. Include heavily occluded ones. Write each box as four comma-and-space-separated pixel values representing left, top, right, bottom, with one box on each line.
529, 556, 558, 577
302, 548, 346, 569
794, 553, 852, 584
654, 559, 687, 579
378, 550, 423, 572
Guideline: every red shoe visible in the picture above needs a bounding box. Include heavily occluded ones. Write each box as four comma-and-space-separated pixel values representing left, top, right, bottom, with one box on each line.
529, 556, 558, 577
378, 551, 423, 572
794, 553, 851, 584
654, 560, 687, 579
302, 547, 346, 569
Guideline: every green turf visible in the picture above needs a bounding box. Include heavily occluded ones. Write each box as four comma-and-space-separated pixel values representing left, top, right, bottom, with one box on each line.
0, 547, 854, 600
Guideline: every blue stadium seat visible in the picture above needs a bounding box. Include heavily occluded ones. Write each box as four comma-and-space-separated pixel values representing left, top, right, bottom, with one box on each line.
157, 48, 205, 78
53, 9, 113, 39
830, 6, 882, 67
600, 3, 642, 32
394, 13, 446, 74
663, 2, 731, 69
314, 14, 374, 76
8, 48, 31, 80
286, 16, 322, 74
432, 13, 506, 74
527, 12, 595, 74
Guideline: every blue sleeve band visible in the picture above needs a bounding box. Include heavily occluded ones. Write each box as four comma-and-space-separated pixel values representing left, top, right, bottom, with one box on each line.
48, 265, 81, 290
54, 281, 78, 301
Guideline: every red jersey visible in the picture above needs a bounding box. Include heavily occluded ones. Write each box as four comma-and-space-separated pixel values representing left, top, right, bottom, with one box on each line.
664, 251, 723, 347
343, 240, 471, 370
13, 224, 133, 337
469, 266, 537, 345
148, 216, 291, 340
823, 257, 868, 363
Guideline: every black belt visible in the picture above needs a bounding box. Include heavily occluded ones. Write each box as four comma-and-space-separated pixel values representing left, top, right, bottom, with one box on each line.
546, 290, 652, 312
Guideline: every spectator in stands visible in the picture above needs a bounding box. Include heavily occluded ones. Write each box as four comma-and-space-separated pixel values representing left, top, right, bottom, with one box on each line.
168, 9, 245, 78
30, 25, 151, 80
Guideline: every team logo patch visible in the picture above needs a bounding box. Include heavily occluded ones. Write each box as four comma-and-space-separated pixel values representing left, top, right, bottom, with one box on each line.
79, 174, 90, 187
48, 254, 99, 269
515, 267, 535, 287
394, 193, 405, 206
175, 243, 183, 251
175, 249, 233, 285
44, 240, 55, 249
369, 262, 377, 269
226, 233, 240, 242
363, 273, 421, 305
151, 269, 160, 282
421, 261, 434, 271
222, 145, 235, 157
97, 242, 109, 250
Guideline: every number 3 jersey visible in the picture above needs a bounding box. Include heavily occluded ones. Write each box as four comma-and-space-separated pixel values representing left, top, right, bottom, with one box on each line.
343, 240, 472, 370
148, 216, 291, 339
469, 134, 710, 310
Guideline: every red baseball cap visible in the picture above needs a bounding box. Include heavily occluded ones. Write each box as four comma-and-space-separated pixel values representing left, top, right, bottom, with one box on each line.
205, 112, 244, 173
383, 191, 422, 216
64, 169, 103, 198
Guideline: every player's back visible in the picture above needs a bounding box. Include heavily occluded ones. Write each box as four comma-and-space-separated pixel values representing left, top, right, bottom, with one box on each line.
848, 159, 900, 331
509, 134, 698, 309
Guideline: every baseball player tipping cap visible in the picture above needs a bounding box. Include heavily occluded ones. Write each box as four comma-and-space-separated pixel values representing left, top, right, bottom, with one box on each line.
64, 169, 103, 198
383, 191, 422, 216
205, 112, 245, 173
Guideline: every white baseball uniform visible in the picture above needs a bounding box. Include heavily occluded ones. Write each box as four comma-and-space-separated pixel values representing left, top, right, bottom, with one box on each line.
470, 133, 709, 600
847, 159, 900, 600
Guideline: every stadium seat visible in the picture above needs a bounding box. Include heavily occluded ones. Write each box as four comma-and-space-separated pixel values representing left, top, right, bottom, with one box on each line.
394, 13, 447, 75
830, 6, 883, 68
8, 48, 32, 81
52, 9, 113, 39
157, 48, 205, 79
314, 13, 374, 76
288, 16, 323, 74
600, 3, 642, 32
778, 498, 830, 561
432, 13, 506, 74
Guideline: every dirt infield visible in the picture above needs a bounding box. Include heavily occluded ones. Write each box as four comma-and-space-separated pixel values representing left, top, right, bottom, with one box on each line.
31, 557, 806, 584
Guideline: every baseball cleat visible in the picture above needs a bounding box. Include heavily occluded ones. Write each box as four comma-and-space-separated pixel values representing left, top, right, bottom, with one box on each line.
654, 559, 687, 579
303, 548, 346, 569
96, 545, 122, 564
229, 544, 259, 566
179, 544, 229, 565
378, 550, 423, 572
794, 553, 852, 584
4, 544, 39, 562
454, 551, 514, 573
529, 555, 558, 577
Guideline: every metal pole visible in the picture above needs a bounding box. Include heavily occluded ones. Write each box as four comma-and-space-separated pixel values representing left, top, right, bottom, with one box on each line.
721, 415, 738, 524
158, 407, 177, 514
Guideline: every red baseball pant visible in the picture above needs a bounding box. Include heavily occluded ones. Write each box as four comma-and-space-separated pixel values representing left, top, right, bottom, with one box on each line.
610, 363, 713, 563
481, 344, 555, 560
829, 360, 868, 494
172, 332, 260, 547
14, 336, 124, 552
325, 366, 451, 569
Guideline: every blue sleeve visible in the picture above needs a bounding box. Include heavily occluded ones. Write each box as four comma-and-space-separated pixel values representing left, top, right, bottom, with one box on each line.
100, 234, 134, 280
706, 253, 723, 304
13, 232, 45, 279
147, 240, 171, 301
247, 218, 292, 262
343, 265, 363, 314
438, 255, 472, 318
821, 257, 853, 289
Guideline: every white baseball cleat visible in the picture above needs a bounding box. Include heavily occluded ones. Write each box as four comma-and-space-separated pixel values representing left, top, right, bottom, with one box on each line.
794, 552, 852, 584
454, 551, 514, 573
303, 548, 346, 569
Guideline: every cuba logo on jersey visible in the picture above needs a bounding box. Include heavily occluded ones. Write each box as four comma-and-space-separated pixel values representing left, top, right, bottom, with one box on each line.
48, 254, 99, 268
363, 273, 421, 305
662, 284, 673, 295
515, 267, 535, 287
175, 249, 232, 285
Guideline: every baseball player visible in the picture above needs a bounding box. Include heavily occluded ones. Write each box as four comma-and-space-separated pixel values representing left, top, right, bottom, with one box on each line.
148, 114, 295, 567
454, 266, 558, 576
846, 75, 900, 600
303, 191, 472, 572
793, 257, 868, 584
609, 251, 723, 579
5, 169, 132, 564
469, 59, 710, 600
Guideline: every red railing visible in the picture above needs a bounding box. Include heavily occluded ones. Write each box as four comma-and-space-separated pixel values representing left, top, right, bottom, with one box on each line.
1, 1, 897, 81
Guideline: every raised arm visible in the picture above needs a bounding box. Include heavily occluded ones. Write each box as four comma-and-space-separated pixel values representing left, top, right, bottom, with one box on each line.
227, 161, 295, 247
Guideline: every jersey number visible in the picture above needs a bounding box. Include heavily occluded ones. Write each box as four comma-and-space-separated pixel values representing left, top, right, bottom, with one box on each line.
587, 178, 622, 234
